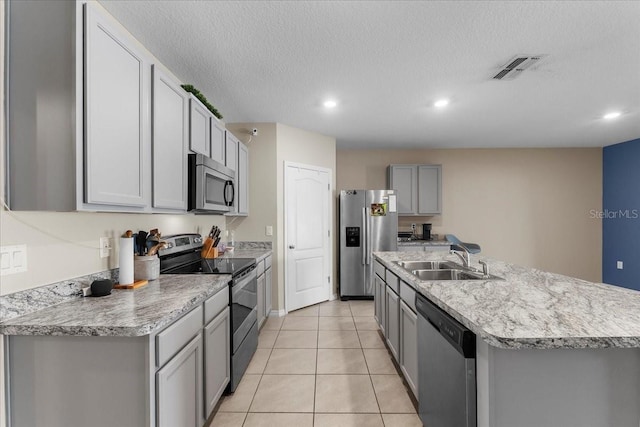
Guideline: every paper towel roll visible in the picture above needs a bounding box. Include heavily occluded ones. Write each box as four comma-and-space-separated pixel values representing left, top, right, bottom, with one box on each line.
119, 237, 134, 285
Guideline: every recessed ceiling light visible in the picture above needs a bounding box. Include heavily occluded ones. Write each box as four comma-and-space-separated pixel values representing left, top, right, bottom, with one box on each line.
434, 99, 449, 108
323, 100, 337, 108
603, 111, 621, 120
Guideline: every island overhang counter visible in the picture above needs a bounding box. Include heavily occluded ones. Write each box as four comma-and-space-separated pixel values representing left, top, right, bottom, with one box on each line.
374, 251, 640, 427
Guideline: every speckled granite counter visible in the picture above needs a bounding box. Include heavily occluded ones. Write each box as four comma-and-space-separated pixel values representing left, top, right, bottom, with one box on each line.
397, 239, 450, 248
221, 249, 272, 262
0, 274, 230, 337
374, 251, 640, 350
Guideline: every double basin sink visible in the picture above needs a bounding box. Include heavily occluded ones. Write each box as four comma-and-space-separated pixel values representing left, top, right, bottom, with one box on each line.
393, 260, 504, 281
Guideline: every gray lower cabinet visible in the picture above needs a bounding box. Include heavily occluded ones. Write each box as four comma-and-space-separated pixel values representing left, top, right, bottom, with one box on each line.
400, 300, 419, 398
265, 264, 273, 316
375, 274, 387, 335
157, 334, 203, 427
257, 272, 266, 327
204, 307, 231, 418
385, 285, 400, 361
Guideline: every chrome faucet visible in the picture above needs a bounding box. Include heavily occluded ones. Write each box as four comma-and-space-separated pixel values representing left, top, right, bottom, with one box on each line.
450, 246, 471, 268
478, 260, 489, 277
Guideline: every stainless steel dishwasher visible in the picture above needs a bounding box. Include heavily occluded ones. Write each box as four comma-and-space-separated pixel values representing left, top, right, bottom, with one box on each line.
416, 294, 476, 427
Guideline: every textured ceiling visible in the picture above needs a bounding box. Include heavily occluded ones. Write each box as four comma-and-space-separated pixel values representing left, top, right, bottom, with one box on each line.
99, 0, 640, 149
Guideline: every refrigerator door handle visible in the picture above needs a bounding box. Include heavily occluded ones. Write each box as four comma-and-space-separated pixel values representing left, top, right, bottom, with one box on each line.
362, 207, 367, 265
366, 207, 372, 264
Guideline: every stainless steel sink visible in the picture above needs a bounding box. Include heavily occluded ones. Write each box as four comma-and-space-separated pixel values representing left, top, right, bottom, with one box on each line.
411, 269, 480, 280
394, 260, 462, 270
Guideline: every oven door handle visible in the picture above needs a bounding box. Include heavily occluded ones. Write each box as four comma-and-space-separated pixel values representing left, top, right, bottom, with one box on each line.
233, 268, 257, 289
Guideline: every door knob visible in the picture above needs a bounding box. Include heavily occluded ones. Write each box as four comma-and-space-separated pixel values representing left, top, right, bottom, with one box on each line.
289, 245, 295, 249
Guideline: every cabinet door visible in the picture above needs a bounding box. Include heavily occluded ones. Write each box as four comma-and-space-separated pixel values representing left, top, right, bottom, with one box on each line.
417, 165, 442, 215
84, 4, 149, 207
265, 267, 273, 317
210, 117, 226, 164
157, 334, 202, 427
188, 96, 210, 156
374, 274, 383, 325
388, 165, 417, 215
237, 142, 249, 215
204, 307, 230, 419
152, 66, 187, 210
257, 272, 265, 328
379, 277, 386, 335
225, 131, 238, 171
400, 300, 418, 398
385, 285, 400, 362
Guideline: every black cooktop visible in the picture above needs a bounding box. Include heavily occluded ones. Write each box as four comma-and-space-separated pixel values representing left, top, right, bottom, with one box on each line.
161, 257, 255, 276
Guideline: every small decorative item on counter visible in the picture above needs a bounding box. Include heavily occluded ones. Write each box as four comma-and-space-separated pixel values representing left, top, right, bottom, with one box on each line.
134, 255, 160, 281
226, 230, 235, 253
89, 279, 114, 297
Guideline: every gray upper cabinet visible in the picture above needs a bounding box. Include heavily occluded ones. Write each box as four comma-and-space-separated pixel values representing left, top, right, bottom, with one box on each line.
237, 141, 250, 216
225, 132, 238, 172
388, 164, 442, 215
210, 117, 226, 164
388, 165, 417, 214
189, 95, 211, 157
84, 3, 150, 207
152, 65, 188, 211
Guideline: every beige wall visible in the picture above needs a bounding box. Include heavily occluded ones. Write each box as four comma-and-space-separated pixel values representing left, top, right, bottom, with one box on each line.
226, 122, 337, 312
337, 148, 603, 282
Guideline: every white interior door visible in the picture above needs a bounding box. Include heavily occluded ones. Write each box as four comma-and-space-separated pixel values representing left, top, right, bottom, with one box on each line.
285, 163, 332, 312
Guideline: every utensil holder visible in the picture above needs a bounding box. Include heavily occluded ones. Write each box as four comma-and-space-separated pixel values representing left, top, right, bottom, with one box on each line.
134, 255, 160, 281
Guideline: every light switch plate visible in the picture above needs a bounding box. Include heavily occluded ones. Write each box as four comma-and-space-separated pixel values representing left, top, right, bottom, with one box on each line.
617, 261, 623, 270
265, 226, 273, 236
0, 245, 28, 276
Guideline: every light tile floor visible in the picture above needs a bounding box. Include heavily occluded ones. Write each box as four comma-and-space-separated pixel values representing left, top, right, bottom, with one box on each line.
210, 299, 421, 427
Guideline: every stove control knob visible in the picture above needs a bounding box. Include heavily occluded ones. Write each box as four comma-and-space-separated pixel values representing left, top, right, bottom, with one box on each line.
194, 237, 202, 243
166, 243, 174, 249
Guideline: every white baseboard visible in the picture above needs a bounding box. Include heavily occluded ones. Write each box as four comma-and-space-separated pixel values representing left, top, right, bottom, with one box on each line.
269, 309, 286, 318
330, 293, 338, 301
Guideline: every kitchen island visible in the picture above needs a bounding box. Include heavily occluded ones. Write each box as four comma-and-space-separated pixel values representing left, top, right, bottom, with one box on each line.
375, 251, 640, 427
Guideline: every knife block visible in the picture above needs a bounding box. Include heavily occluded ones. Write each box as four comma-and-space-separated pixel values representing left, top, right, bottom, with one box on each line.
201, 246, 218, 259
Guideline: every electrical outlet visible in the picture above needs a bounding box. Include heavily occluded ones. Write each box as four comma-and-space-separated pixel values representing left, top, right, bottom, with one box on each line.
0, 245, 28, 276
265, 226, 273, 236
411, 223, 416, 230
617, 261, 623, 270
100, 237, 112, 258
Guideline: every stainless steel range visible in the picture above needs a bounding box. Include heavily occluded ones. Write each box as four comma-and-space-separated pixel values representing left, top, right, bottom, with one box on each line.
158, 234, 257, 392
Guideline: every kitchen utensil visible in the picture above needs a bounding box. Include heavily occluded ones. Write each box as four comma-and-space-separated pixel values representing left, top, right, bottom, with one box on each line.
90, 279, 114, 297
137, 231, 148, 255
147, 242, 167, 256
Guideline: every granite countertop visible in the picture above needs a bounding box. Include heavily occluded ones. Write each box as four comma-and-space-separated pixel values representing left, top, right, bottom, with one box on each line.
375, 251, 640, 350
221, 248, 272, 262
0, 275, 230, 337
397, 239, 450, 247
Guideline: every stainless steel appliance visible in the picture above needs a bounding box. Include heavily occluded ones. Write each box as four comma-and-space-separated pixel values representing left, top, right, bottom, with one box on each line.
339, 190, 398, 299
188, 154, 235, 213
158, 234, 257, 392
416, 293, 476, 427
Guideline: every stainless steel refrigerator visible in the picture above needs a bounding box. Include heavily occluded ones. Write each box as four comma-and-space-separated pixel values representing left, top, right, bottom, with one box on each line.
339, 190, 398, 298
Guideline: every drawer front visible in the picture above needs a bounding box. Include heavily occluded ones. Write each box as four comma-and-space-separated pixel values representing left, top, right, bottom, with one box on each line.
156, 305, 203, 368
257, 259, 265, 276
400, 280, 416, 312
204, 287, 230, 325
265, 255, 272, 269
374, 261, 385, 281
385, 271, 400, 293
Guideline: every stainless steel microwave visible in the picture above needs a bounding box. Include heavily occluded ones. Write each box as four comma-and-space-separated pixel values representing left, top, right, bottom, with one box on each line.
188, 154, 235, 213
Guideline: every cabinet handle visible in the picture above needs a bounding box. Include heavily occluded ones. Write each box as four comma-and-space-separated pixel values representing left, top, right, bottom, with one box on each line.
289, 245, 295, 249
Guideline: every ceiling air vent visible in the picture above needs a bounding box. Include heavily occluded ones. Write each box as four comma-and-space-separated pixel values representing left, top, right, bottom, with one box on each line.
492, 55, 546, 80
